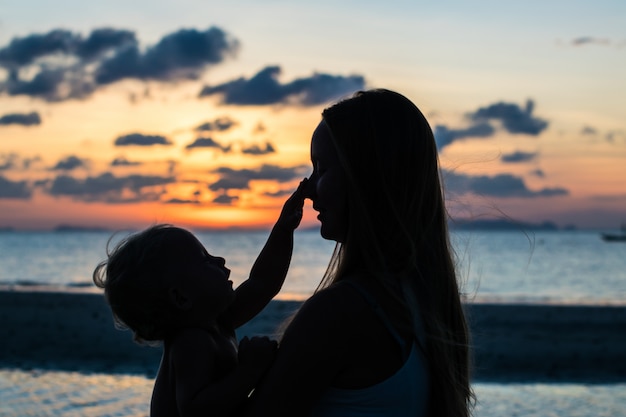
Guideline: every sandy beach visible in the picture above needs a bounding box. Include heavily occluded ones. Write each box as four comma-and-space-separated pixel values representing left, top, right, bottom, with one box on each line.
1, 286, 625, 381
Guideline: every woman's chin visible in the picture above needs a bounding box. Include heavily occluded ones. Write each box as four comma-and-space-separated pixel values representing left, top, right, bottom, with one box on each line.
319, 224, 333, 241
319, 224, 345, 243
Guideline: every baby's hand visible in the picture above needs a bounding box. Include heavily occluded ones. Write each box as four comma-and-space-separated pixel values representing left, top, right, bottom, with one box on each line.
238, 336, 278, 371
276, 178, 308, 231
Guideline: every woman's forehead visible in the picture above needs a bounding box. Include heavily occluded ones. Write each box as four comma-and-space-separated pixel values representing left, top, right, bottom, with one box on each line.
311, 121, 334, 156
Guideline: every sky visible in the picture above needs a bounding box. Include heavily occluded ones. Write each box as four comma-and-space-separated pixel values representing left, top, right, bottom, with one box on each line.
1, 0, 625, 230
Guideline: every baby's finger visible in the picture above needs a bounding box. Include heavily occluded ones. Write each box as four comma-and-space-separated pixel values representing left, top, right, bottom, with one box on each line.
285, 183, 306, 208
293, 177, 309, 197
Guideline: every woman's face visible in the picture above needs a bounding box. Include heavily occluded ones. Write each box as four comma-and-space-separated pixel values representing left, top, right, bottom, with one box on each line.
310, 120, 348, 242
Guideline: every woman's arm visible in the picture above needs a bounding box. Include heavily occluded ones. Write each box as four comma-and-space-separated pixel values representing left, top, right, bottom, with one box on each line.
226, 179, 307, 328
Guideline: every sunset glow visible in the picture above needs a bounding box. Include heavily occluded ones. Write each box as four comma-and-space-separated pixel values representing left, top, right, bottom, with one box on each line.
1, 1, 625, 230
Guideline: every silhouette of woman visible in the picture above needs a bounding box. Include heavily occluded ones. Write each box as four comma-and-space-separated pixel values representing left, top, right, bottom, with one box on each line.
245, 89, 474, 417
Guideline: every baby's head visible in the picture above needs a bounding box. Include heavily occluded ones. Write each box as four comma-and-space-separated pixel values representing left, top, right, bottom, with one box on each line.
93, 224, 233, 343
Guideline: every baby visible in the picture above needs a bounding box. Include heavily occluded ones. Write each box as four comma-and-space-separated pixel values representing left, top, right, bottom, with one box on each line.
93, 180, 307, 417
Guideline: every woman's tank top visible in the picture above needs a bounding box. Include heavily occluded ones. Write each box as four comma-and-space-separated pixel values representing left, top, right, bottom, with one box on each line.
310, 281, 429, 417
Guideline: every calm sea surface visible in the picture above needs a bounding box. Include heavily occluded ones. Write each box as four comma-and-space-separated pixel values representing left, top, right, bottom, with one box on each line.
1, 229, 625, 303
1, 229, 625, 416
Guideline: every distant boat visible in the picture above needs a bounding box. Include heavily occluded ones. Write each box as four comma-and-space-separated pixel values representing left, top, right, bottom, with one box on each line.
601, 224, 626, 242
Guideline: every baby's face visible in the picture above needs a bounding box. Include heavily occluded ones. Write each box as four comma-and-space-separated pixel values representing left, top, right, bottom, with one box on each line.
168, 230, 235, 317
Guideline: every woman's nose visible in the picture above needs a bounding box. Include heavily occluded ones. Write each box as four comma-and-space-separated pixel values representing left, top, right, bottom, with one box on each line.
303, 175, 317, 200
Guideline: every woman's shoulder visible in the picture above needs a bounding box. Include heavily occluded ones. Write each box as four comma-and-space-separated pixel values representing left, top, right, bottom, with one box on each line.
302, 277, 370, 314
278, 277, 375, 367
284, 277, 373, 340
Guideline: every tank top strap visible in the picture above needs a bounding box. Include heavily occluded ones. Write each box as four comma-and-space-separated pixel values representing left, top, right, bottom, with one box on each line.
340, 280, 409, 358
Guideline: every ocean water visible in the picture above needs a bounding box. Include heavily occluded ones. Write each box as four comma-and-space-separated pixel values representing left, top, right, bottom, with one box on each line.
1, 229, 625, 303
1, 369, 625, 417
1, 229, 625, 416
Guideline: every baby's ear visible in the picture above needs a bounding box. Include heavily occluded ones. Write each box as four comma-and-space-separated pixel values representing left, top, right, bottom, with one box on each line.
168, 287, 193, 311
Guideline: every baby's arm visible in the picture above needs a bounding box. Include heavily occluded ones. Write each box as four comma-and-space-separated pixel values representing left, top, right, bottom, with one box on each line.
172, 331, 276, 417
226, 179, 308, 328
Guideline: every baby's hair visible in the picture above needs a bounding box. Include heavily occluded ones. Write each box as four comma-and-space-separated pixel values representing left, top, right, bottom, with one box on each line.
93, 224, 181, 344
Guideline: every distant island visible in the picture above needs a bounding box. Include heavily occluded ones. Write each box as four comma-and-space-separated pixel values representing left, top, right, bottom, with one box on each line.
448, 219, 576, 231
53, 225, 112, 233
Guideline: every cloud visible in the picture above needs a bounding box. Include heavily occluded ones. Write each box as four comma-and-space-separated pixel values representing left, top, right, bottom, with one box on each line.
241, 142, 276, 155
0, 28, 134, 68
1, 67, 96, 101
571, 37, 611, 47
22, 156, 42, 169
111, 156, 142, 167
0, 111, 41, 126
210, 164, 307, 192
199, 65, 365, 106
210, 173, 251, 191
185, 137, 230, 152
253, 122, 266, 134
187, 137, 276, 155
164, 198, 200, 205
114, 133, 172, 146
0, 154, 18, 170
46, 172, 174, 203
581, 126, 598, 135
0, 27, 237, 102
0, 153, 42, 171
51, 155, 88, 171
195, 116, 238, 132
0, 28, 130, 101
75, 28, 137, 60
0, 29, 77, 67
579, 126, 624, 143
434, 99, 549, 150
530, 169, 545, 178
0, 175, 31, 198
263, 189, 293, 198
95, 27, 238, 84
469, 99, 548, 135
500, 151, 538, 163
213, 193, 238, 205
443, 170, 568, 198
434, 122, 494, 149
606, 130, 626, 143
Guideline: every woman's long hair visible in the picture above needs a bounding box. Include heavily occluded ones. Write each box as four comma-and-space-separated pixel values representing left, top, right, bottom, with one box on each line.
318, 89, 474, 417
